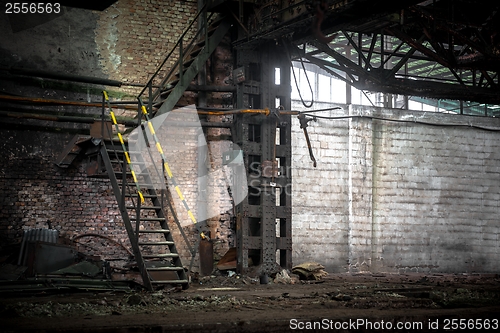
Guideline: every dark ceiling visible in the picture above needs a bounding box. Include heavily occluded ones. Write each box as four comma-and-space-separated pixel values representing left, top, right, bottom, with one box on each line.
230, 0, 500, 108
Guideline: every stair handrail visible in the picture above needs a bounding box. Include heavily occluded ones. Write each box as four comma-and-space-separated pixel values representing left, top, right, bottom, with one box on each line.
149, 11, 215, 105
103, 91, 146, 204
137, 3, 213, 111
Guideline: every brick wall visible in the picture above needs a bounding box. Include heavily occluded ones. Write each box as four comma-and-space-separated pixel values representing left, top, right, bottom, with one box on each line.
0, 0, 220, 272
291, 103, 350, 273
292, 104, 500, 274
95, 0, 198, 95
0, 130, 130, 265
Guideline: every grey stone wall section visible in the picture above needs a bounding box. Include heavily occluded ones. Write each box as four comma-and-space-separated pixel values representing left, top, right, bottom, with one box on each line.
291, 105, 350, 273
292, 105, 500, 274
347, 105, 373, 273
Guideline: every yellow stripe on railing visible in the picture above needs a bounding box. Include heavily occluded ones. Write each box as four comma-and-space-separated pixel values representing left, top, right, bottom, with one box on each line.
110, 112, 117, 125
137, 97, 205, 239
164, 162, 173, 179
147, 122, 155, 136
103, 91, 145, 203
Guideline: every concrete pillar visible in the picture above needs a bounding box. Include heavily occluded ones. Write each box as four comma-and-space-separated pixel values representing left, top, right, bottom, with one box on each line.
347, 105, 373, 272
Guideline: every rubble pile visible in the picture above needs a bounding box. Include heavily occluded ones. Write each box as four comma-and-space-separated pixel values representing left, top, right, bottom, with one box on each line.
292, 262, 329, 281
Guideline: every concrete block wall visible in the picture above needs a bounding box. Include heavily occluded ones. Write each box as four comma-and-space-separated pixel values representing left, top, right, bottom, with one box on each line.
291, 103, 350, 273
371, 108, 500, 273
292, 103, 500, 274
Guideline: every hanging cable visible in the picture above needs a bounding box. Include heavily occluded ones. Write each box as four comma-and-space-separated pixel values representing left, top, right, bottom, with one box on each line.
283, 41, 314, 108
295, 112, 500, 132
299, 106, 342, 114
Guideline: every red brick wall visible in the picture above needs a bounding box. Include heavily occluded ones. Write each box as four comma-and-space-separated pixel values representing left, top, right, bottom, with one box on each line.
0, 0, 235, 273
95, 0, 198, 95
0, 134, 129, 264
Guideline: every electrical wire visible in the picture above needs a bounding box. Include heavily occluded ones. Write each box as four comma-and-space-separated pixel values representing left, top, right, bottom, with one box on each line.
299, 106, 342, 113
283, 41, 314, 108
295, 112, 500, 132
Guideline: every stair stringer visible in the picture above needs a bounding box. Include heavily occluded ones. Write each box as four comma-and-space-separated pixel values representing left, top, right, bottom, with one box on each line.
98, 142, 153, 291
155, 19, 232, 117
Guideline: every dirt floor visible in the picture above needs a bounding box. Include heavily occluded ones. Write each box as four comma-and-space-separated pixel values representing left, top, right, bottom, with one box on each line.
1, 272, 499, 332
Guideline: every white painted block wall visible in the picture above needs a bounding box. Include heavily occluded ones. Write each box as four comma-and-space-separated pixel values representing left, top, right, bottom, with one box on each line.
291, 103, 500, 273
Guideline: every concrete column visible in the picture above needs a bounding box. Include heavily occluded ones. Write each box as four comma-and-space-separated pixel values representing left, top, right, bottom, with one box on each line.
347, 105, 373, 272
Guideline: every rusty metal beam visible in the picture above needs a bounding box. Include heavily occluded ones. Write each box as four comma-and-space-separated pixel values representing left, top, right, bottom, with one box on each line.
8, 67, 123, 87
386, 27, 451, 68
0, 94, 138, 110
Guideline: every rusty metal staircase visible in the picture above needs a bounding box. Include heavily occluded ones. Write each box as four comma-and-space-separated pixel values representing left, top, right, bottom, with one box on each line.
56, 6, 233, 290
54, 135, 92, 168
92, 7, 234, 289
138, 5, 232, 116
97, 138, 189, 290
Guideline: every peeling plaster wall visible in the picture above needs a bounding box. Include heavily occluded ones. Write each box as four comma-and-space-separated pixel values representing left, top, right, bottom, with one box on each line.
0, 6, 108, 104
0, 7, 101, 76
94, 0, 198, 95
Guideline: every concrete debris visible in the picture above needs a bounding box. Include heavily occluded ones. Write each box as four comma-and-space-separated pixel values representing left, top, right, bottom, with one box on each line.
292, 262, 329, 281
195, 274, 258, 287
273, 269, 299, 284
126, 294, 146, 306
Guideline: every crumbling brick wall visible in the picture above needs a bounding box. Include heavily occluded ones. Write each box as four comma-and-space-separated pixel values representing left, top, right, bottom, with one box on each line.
0, 0, 229, 273
94, 0, 198, 96
0, 131, 130, 265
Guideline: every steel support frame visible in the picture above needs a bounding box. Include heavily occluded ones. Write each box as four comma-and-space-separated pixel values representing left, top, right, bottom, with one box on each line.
300, 28, 500, 104
234, 42, 292, 275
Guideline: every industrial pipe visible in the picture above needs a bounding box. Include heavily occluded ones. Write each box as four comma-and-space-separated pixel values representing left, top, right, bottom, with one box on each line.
9, 67, 123, 87
0, 94, 138, 110
0, 110, 137, 126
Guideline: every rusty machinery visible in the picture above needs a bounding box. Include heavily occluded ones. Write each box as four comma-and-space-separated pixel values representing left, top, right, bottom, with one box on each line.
229, 41, 293, 277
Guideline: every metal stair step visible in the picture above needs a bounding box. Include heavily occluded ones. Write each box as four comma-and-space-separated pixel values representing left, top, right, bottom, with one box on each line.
130, 217, 166, 222
106, 149, 142, 155
139, 241, 175, 246
185, 50, 200, 61
108, 160, 146, 166
119, 183, 157, 189
146, 266, 184, 271
111, 159, 146, 165
136, 183, 156, 187
114, 172, 149, 178
150, 279, 189, 284
139, 229, 170, 234
165, 78, 180, 88
142, 253, 179, 258
126, 205, 162, 210
125, 193, 157, 198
